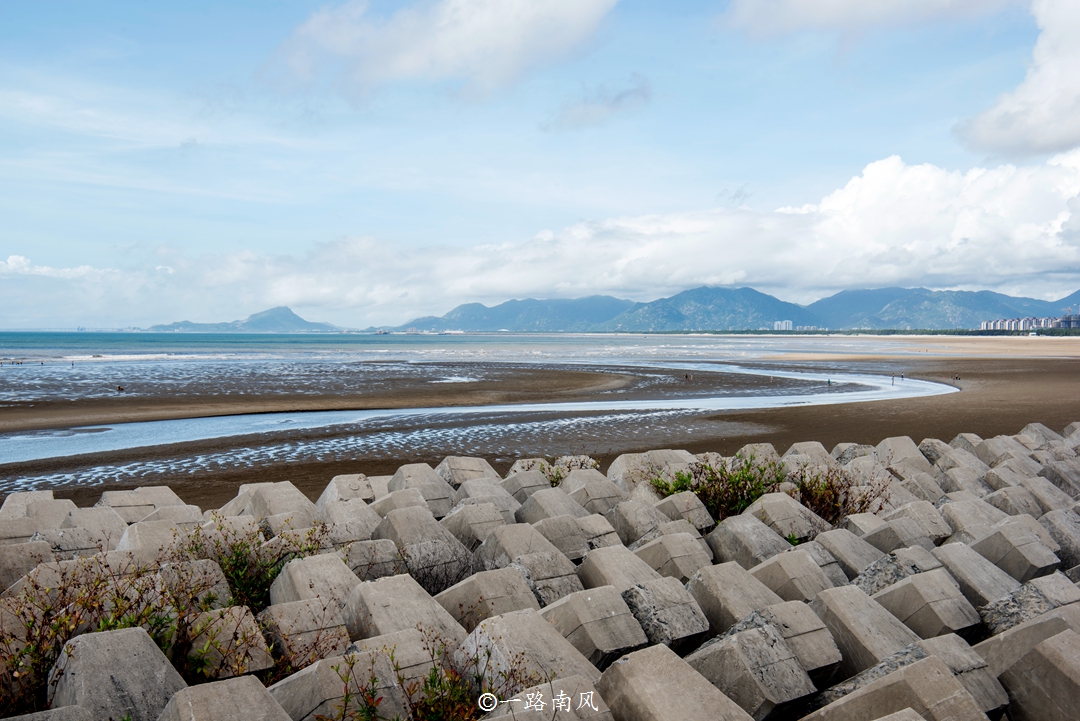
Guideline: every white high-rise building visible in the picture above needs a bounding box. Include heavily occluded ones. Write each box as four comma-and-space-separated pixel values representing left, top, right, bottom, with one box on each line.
774, 320, 793, 331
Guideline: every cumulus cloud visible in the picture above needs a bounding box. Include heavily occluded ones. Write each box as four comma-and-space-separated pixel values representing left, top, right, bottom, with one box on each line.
542, 74, 651, 131
5, 151, 1079, 328
957, 0, 1080, 155
279, 0, 620, 95
724, 0, 1015, 36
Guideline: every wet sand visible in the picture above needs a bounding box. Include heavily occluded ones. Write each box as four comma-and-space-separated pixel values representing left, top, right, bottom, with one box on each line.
4, 338, 1080, 511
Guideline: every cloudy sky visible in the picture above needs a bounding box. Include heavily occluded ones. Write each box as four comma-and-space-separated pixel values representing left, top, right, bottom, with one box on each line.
2, 0, 1079, 328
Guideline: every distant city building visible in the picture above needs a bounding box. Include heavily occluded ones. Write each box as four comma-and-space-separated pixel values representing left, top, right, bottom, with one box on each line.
774, 320, 793, 331
979, 316, 1066, 330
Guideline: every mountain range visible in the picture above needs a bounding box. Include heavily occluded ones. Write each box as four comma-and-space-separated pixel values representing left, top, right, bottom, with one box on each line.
144, 287, 1080, 333
148, 306, 339, 333
390, 286, 1080, 332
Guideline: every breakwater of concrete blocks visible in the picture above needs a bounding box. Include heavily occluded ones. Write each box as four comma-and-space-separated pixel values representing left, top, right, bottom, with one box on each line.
2, 421, 1080, 720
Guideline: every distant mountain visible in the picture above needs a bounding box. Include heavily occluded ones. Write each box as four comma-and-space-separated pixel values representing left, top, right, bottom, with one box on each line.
807, 288, 1068, 330
395, 296, 635, 332
595, 286, 819, 331
149, 306, 339, 333
394, 285, 1080, 332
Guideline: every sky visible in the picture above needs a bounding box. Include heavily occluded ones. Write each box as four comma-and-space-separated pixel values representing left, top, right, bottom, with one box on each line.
2, 0, 1079, 328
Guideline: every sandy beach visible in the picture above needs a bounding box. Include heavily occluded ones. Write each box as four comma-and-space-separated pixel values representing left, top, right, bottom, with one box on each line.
3, 336, 1080, 511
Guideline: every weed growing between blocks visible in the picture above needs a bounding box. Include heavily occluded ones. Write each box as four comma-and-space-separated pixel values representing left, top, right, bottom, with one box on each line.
319, 626, 541, 721
0, 515, 329, 714
651, 453, 890, 529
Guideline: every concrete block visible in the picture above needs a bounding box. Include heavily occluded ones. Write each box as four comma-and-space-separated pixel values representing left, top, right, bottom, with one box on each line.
541, 586, 648, 669
373, 505, 473, 595
27, 528, 99, 560
476, 524, 583, 606
784, 441, 841, 472
453, 479, 521, 524
47, 627, 186, 721
596, 643, 754, 721
1039, 508, 1080, 569
686, 624, 815, 720
833, 442, 873, 464
726, 601, 842, 687
750, 548, 833, 602
577, 545, 661, 594
338, 538, 404, 581
809, 635, 1005, 720
246, 481, 316, 522
620, 576, 709, 652
852, 545, 943, 596
863, 518, 935, 554
632, 532, 711, 583
0, 490, 53, 519
435, 455, 499, 487
804, 655, 987, 721
950, 433, 984, 455
24, 499, 77, 531
998, 629, 1080, 721
60, 506, 128, 550
970, 521, 1060, 582
607, 450, 694, 505
6, 708, 93, 720
268, 650, 408, 721
95, 486, 185, 524
686, 562, 783, 637
115, 519, 184, 562
1021, 476, 1075, 514
940, 499, 1010, 544
0, 516, 40, 545
317, 473, 374, 507
348, 572, 465, 645
979, 571, 1080, 636
535, 514, 590, 561
1040, 459, 1080, 496
975, 436, 1030, 467
0, 540, 51, 591
972, 603, 1080, 676
872, 568, 980, 639
877, 436, 934, 473
984, 486, 1043, 520
501, 469, 552, 503
743, 492, 830, 542
790, 540, 848, 587
187, 605, 274, 678
882, 501, 951, 544
809, 585, 921, 680
518, 488, 589, 524
348, 627, 435, 688
435, 566, 540, 631
157, 675, 291, 721
940, 465, 994, 497
653, 491, 715, 532
369, 488, 428, 518
439, 501, 505, 551
565, 476, 627, 516
459, 608, 601, 689
315, 498, 382, 547
707, 514, 791, 570
269, 554, 362, 637
258, 598, 351, 669
816, 528, 887, 580
843, 512, 887, 537
932, 542, 1021, 608
658, 518, 713, 560
388, 463, 456, 518
577, 514, 622, 551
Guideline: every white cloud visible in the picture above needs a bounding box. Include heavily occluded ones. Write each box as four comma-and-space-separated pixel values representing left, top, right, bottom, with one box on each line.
958, 0, 1080, 155
280, 0, 620, 94
724, 0, 1015, 35
5, 151, 1079, 327
542, 74, 651, 131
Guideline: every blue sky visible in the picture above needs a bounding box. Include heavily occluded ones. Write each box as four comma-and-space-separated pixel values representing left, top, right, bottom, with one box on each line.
2, 0, 1079, 327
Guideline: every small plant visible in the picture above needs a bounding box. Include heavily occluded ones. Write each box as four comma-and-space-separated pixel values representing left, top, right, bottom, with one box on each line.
786, 533, 800, 546
314, 653, 392, 721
